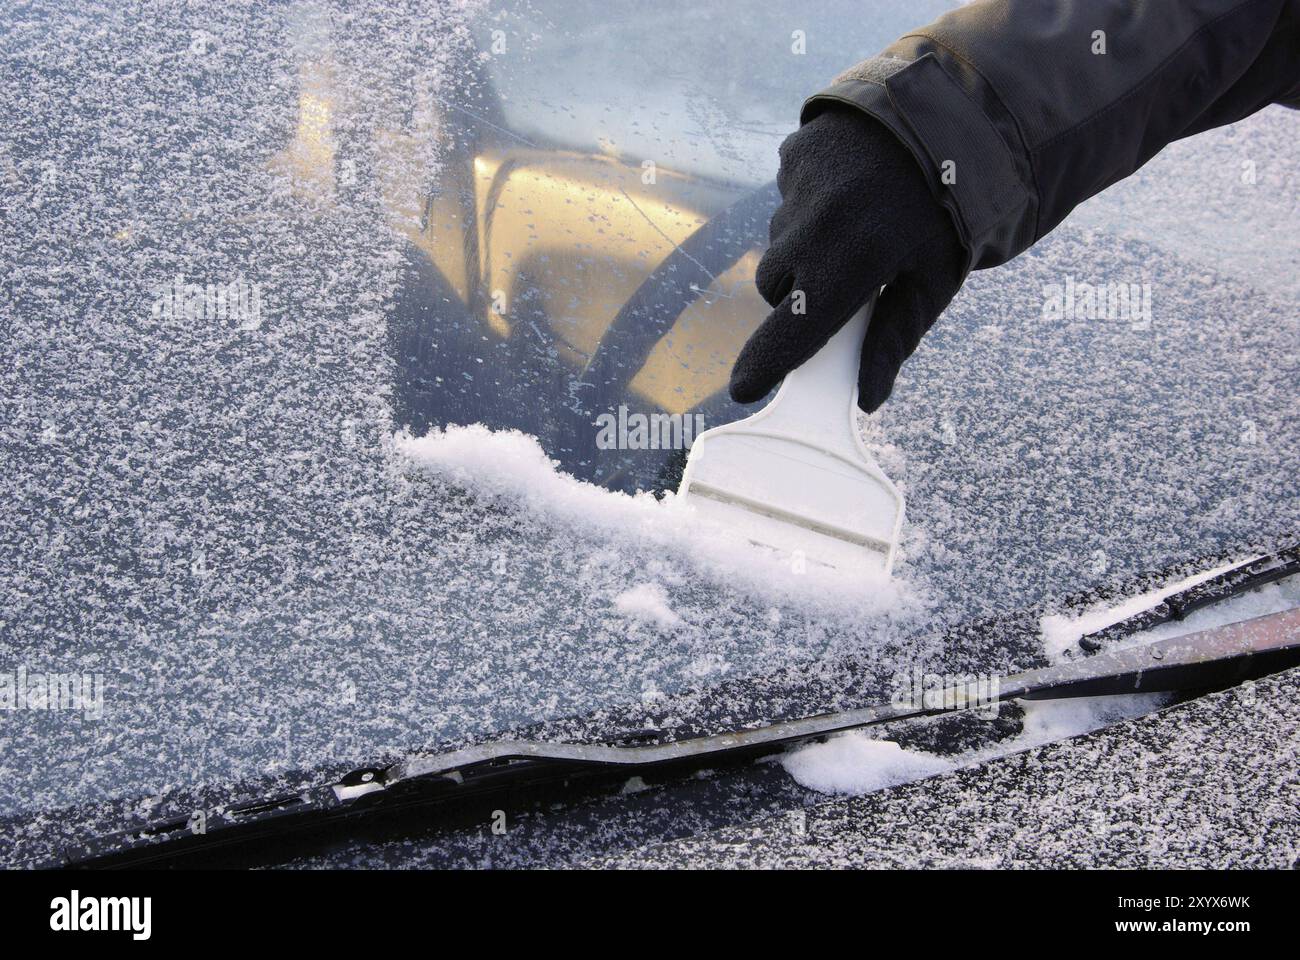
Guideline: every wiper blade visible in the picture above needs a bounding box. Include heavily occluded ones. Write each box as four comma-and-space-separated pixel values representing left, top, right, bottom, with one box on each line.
1078, 544, 1300, 653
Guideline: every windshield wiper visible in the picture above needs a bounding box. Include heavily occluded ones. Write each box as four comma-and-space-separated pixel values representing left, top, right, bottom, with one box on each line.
1077, 544, 1300, 652
57, 546, 1300, 868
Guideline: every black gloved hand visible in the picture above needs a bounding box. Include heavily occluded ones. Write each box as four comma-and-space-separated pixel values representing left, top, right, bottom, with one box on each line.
730, 104, 968, 413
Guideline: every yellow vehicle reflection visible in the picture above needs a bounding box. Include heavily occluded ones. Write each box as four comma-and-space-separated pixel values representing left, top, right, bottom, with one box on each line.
401, 147, 767, 416
273, 45, 775, 490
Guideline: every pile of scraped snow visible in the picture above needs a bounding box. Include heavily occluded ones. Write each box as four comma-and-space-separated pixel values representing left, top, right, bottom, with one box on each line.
781, 734, 951, 795
1014, 691, 1174, 748
394, 424, 925, 618
779, 690, 1175, 798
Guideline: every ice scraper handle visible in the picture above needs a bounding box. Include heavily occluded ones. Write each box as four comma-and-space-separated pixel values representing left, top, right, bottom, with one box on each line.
753, 291, 880, 438
784, 290, 878, 404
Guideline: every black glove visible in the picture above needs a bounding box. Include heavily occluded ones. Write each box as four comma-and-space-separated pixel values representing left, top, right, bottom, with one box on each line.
730, 105, 968, 413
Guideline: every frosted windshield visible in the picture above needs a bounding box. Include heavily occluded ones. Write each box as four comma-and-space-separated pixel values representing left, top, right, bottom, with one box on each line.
1, 0, 1296, 829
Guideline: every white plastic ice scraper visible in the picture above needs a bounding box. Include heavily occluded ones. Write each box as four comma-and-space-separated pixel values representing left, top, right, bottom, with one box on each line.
678, 292, 904, 575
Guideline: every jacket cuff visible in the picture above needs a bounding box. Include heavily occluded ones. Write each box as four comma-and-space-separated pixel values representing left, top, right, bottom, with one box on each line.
802, 53, 1035, 271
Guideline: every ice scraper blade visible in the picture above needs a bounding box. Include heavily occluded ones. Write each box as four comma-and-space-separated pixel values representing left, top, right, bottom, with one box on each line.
677, 291, 904, 575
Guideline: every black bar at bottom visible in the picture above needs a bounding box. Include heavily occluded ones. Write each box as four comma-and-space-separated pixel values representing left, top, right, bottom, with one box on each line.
0, 868, 1285, 944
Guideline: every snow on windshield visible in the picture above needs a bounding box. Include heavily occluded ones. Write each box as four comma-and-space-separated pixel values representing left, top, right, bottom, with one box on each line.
1, 0, 1297, 831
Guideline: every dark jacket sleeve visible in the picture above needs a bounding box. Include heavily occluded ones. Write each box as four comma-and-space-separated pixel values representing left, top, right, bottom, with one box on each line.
803, 0, 1300, 271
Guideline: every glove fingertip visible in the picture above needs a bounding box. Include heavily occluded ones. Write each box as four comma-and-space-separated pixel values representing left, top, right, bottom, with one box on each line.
856, 355, 895, 414
728, 362, 775, 405
856, 298, 908, 414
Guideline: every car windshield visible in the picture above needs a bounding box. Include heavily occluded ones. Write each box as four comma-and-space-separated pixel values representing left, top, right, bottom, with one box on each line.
2, 0, 1297, 830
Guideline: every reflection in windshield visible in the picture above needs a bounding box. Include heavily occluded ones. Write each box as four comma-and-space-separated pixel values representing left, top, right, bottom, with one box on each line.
383, 1, 957, 492
383, 28, 775, 493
